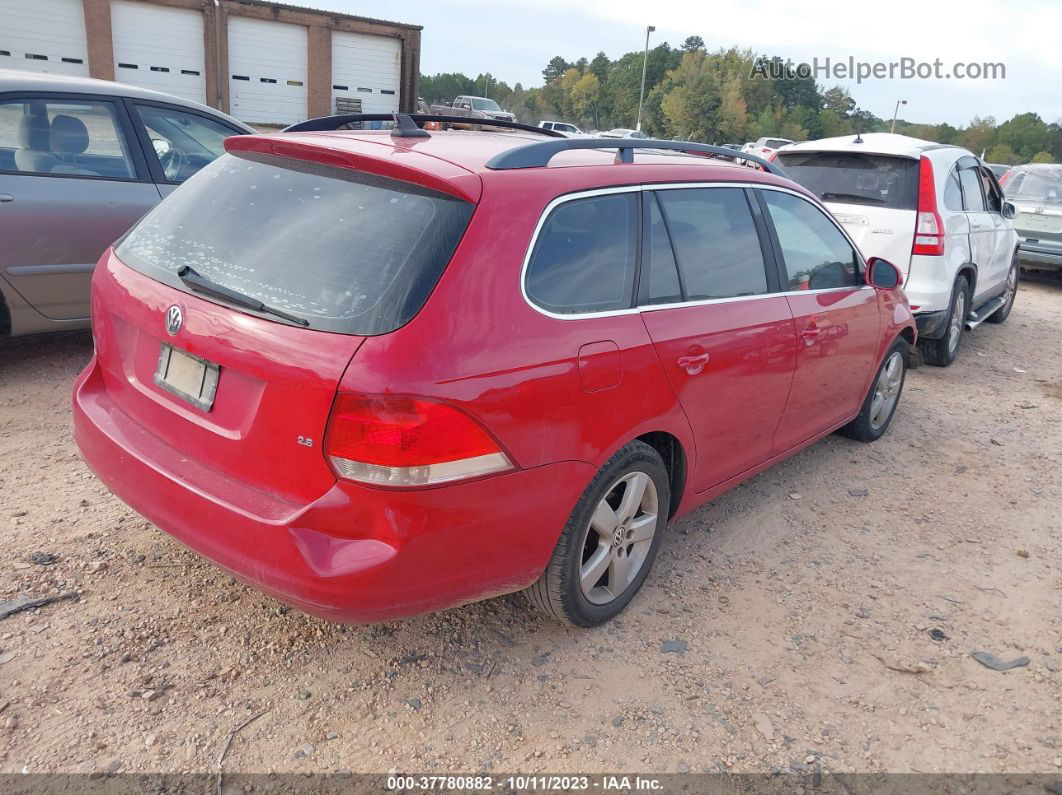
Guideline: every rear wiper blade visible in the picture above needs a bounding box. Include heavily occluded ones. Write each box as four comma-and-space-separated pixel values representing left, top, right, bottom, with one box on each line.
176, 265, 309, 327
820, 191, 886, 204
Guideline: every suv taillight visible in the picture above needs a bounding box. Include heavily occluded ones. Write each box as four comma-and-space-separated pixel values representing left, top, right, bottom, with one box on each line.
325, 393, 512, 487
912, 156, 945, 256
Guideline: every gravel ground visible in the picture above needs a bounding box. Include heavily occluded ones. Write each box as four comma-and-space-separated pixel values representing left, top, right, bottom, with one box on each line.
1, 276, 1060, 776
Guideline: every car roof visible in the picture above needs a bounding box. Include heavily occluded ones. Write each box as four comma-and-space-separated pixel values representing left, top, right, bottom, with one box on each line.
779, 132, 962, 159
229, 128, 805, 202
0, 69, 254, 131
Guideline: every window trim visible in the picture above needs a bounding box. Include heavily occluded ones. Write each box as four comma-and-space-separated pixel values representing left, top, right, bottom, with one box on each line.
520, 182, 869, 321
124, 97, 249, 186
0, 90, 152, 182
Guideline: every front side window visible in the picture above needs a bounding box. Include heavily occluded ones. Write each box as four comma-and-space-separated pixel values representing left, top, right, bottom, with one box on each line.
525, 193, 638, 314
135, 104, 239, 183
978, 168, 1002, 213
0, 98, 135, 179
655, 187, 768, 300
763, 190, 860, 291
959, 168, 986, 212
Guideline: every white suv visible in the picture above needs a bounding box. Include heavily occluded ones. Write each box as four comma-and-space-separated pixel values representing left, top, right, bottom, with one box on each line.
538, 120, 584, 136
776, 134, 1020, 366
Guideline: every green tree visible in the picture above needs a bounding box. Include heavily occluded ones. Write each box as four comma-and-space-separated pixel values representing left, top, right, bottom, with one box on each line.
985, 144, 1018, 164
995, 113, 1050, 161
822, 86, 855, 117
1031, 151, 1055, 163
542, 56, 571, 83
682, 35, 705, 53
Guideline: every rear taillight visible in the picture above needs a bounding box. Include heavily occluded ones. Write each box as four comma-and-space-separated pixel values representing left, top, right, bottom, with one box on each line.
324, 393, 512, 487
766, 150, 779, 162
999, 169, 1013, 187
912, 156, 945, 257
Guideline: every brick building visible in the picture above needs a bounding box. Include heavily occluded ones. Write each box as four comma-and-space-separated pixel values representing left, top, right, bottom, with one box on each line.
0, 0, 422, 125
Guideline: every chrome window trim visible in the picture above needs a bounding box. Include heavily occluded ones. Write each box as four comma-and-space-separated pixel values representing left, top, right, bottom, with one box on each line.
520, 182, 870, 321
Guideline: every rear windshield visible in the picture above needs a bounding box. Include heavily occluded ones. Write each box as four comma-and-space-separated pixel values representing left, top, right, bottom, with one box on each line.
1004, 166, 1062, 204
116, 152, 474, 335
775, 151, 919, 210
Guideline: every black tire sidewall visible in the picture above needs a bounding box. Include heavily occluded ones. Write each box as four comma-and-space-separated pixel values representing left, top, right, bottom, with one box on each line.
559, 444, 670, 627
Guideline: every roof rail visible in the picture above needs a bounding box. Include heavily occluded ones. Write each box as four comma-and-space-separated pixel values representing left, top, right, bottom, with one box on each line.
282, 113, 565, 138
484, 138, 787, 176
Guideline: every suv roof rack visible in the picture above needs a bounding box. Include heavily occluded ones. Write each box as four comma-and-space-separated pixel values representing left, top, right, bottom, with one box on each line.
282, 113, 565, 138
484, 138, 787, 175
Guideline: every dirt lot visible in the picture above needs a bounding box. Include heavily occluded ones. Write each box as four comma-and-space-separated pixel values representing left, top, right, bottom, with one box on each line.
1, 277, 1060, 777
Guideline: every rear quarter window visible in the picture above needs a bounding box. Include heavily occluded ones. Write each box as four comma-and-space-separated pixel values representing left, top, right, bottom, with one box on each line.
115, 152, 474, 335
525, 193, 638, 314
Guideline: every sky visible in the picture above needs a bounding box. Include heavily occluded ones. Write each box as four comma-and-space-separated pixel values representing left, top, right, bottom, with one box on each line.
314, 0, 1061, 128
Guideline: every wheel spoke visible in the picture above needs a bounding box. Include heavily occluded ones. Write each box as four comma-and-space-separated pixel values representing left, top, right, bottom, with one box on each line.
590, 500, 618, 540
628, 513, 657, 544
607, 551, 632, 595
580, 545, 611, 592
615, 472, 649, 525
870, 393, 884, 420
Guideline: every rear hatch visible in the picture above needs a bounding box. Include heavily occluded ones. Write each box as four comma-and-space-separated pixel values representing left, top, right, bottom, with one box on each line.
777, 150, 919, 273
1006, 165, 1062, 248
95, 146, 475, 502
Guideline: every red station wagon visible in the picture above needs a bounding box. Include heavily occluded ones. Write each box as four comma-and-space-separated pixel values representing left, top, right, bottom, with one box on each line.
73, 115, 916, 627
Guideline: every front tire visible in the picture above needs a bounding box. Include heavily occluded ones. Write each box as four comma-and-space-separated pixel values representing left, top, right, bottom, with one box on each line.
986, 256, 1018, 324
525, 441, 669, 627
919, 275, 970, 367
840, 338, 908, 442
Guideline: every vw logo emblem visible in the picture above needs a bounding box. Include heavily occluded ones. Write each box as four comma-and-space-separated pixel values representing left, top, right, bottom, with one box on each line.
165, 305, 184, 336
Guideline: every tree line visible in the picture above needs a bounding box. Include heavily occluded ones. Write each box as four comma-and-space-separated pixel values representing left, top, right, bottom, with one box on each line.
419, 38, 1061, 165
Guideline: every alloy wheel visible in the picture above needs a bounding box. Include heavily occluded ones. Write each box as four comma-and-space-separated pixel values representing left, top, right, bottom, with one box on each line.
948, 289, 966, 355
579, 471, 659, 605
869, 351, 904, 430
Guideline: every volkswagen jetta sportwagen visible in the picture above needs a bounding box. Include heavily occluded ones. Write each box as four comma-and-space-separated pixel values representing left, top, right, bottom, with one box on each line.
73, 116, 915, 627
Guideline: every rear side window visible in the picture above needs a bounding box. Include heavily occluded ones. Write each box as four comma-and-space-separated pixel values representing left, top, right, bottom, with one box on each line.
775, 151, 919, 210
959, 168, 985, 211
762, 191, 860, 290
944, 169, 963, 211
644, 195, 682, 305
655, 188, 768, 300
116, 153, 474, 335
525, 193, 638, 314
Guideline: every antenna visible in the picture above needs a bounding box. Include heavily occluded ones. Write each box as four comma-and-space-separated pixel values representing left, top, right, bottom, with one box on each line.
390, 113, 430, 139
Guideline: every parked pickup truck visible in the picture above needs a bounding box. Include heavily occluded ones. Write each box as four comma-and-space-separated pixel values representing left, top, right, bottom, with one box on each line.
427, 96, 517, 128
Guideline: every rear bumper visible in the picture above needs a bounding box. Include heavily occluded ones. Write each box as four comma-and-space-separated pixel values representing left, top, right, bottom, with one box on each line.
1018, 242, 1062, 269
914, 309, 949, 340
73, 356, 594, 623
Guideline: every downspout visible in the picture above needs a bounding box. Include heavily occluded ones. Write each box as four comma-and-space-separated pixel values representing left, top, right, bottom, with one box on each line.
212, 0, 224, 110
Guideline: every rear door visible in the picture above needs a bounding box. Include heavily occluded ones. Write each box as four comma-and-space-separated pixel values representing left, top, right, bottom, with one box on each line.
759, 188, 881, 451
776, 150, 920, 275
0, 93, 159, 321
638, 186, 797, 493
976, 164, 1015, 293
957, 157, 996, 301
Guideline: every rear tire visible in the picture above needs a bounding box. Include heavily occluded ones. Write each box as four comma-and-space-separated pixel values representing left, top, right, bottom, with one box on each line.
525, 441, 669, 627
986, 256, 1018, 324
840, 338, 908, 442
919, 275, 970, 367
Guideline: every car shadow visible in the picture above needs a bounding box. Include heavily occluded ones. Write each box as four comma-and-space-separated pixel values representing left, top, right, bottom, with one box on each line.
0, 331, 93, 373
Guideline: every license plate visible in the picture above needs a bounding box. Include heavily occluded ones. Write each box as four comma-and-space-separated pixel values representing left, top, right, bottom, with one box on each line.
153, 344, 220, 411
1024, 215, 1061, 233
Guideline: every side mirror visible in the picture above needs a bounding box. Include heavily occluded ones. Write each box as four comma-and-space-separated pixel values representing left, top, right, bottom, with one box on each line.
1001, 201, 1016, 220
866, 257, 902, 289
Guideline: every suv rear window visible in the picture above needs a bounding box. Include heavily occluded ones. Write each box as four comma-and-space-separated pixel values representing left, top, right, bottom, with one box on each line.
775, 152, 919, 210
116, 152, 474, 335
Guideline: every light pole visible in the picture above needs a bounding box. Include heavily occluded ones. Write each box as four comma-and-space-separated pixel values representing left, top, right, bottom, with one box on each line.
890, 99, 907, 134
636, 25, 655, 132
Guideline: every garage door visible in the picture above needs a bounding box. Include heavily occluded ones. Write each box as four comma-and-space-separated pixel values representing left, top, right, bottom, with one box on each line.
331, 32, 401, 115
0, 0, 90, 77
228, 17, 307, 126
111, 1, 206, 104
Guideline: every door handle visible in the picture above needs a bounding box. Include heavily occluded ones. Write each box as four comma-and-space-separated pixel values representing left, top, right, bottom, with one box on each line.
677, 353, 710, 375
0, 194, 13, 203
800, 326, 821, 346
